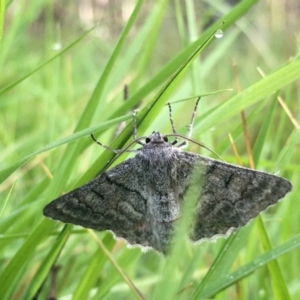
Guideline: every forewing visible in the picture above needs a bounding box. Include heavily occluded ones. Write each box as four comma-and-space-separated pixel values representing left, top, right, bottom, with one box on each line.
43, 158, 152, 248
177, 152, 292, 241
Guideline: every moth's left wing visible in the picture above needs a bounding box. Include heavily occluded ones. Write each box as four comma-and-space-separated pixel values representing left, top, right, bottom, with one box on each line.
177, 152, 292, 241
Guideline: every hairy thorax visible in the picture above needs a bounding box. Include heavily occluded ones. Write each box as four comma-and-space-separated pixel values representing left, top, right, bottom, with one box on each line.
138, 143, 179, 191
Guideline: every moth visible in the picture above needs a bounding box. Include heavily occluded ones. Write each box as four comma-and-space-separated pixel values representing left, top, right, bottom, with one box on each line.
43, 99, 292, 253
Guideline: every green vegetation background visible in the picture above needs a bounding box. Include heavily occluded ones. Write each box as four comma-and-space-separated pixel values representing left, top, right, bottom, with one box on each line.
0, 0, 299, 299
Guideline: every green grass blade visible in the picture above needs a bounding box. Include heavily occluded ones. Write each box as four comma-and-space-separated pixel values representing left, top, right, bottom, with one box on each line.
0, 220, 54, 299
0, 24, 98, 96
111, 0, 259, 118
252, 96, 277, 166
198, 233, 300, 298
273, 128, 299, 174
73, 234, 116, 300
73, 0, 145, 133
0, 114, 131, 184
252, 97, 291, 300
192, 226, 253, 299
256, 216, 291, 300
194, 59, 300, 135
22, 225, 71, 299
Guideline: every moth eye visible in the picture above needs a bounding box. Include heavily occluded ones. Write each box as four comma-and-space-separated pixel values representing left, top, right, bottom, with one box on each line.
145, 137, 151, 143
163, 136, 168, 142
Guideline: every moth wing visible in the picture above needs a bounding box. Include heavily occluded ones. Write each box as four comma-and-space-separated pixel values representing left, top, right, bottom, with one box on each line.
43, 157, 153, 248
177, 152, 292, 241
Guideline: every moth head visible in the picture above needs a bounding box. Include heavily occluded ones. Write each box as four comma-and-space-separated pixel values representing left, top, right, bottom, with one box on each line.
145, 131, 169, 145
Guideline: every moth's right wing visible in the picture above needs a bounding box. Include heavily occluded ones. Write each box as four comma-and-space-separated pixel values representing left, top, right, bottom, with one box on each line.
43, 158, 155, 249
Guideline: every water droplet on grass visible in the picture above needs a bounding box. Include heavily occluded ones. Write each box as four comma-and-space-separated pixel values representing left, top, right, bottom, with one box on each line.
215, 29, 223, 39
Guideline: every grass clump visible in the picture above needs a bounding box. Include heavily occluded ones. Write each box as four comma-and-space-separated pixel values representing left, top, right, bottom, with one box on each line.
0, 0, 299, 299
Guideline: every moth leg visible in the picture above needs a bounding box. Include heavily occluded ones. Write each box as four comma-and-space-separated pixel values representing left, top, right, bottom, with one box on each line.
176, 140, 187, 148
176, 97, 201, 148
90, 134, 124, 154
167, 102, 178, 145
186, 96, 201, 139
91, 84, 144, 152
